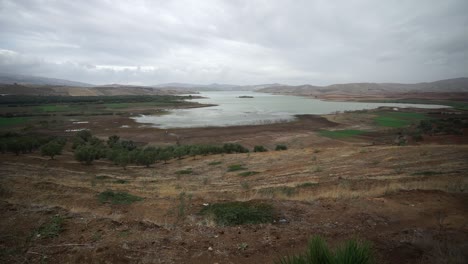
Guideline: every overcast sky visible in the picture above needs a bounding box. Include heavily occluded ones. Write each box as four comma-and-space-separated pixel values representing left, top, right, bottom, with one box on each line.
0, 0, 467, 85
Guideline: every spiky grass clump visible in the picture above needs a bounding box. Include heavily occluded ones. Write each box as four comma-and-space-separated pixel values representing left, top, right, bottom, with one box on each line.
200, 201, 273, 226
277, 236, 373, 264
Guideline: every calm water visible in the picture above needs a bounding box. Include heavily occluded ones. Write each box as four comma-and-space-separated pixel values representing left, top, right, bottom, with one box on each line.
133, 91, 448, 128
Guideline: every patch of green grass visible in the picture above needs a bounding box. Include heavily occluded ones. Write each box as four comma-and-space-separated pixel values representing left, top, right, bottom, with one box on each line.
227, 164, 247, 172
37, 104, 80, 112
238, 171, 259, 177
98, 190, 143, 204
114, 179, 128, 184
0, 117, 29, 127
208, 161, 222, 166
374, 112, 428, 128
200, 201, 273, 226
296, 182, 318, 188
35, 215, 65, 238
277, 236, 374, 264
319, 130, 365, 139
175, 168, 193, 175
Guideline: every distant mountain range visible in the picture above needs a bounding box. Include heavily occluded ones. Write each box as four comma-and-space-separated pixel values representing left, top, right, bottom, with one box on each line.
258, 78, 468, 95
1, 73, 467, 97
0, 73, 93, 87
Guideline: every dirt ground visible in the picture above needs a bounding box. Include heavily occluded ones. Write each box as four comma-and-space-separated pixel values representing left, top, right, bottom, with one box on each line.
1, 107, 468, 263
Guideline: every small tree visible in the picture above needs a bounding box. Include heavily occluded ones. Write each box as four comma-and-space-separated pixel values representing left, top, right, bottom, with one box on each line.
115, 151, 130, 170
275, 144, 287, 151
40, 141, 63, 159
136, 150, 156, 168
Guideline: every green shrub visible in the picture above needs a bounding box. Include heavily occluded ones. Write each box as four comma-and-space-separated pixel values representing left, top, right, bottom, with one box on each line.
227, 164, 247, 172
238, 171, 259, 177
200, 201, 273, 226
97, 190, 143, 204
277, 236, 374, 264
254, 145, 268, 152
275, 144, 288, 151
35, 215, 65, 238
208, 161, 222, 166
74, 145, 98, 165
176, 168, 193, 175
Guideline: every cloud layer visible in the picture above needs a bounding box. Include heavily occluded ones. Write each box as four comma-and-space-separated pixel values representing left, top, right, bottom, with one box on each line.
1, 0, 467, 85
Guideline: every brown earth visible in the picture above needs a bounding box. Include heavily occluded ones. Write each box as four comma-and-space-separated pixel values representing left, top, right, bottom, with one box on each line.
1, 99, 468, 263
1, 129, 467, 263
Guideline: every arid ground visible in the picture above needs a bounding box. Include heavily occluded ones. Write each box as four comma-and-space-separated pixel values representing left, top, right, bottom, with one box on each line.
1, 99, 467, 263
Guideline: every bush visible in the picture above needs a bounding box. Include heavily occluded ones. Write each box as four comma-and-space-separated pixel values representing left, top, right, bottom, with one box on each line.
275, 144, 288, 151
254, 145, 268, 152
35, 215, 65, 239
74, 145, 98, 165
276, 236, 374, 264
97, 190, 143, 204
200, 201, 273, 226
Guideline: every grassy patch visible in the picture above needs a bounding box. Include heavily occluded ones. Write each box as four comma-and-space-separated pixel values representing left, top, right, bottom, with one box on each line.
200, 201, 273, 226
296, 182, 318, 188
98, 190, 143, 204
35, 215, 65, 238
277, 236, 374, 264
114, 179, 128, 184
238, 171, 259, 177
175, 168, 193, 175
37, 104, 80, 112
374, 112, 428, 128
227, 164, 247, 172
0, 117, 29, 127
208, 161, 222, 166
319, 130, 365, 139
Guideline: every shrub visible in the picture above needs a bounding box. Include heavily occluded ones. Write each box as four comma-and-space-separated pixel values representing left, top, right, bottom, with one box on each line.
276, 236, 374, 264
275, 144, 288, 151
200, 201, 273, 226
227, 164, 247, 172
74, 145, 98, 165
238, 171, 259, 177
254, 145, 268, 152
97, 190, 143, 204
208, 161, 222, 166
35, 215, 65, 239
176, 168, 193, 175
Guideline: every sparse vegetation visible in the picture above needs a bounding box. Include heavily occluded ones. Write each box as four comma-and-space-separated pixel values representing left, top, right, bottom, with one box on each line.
35, 215, 65, 239
176, 168, 193, 175
254, 145, 268, 152
200, 201, 273, 226
228, 164, 247, 172
275, 144, 288, 151
98, 190, 143, 204
276, 236, 374, 264
208, 161, 222, 166
238, 171, 259, 177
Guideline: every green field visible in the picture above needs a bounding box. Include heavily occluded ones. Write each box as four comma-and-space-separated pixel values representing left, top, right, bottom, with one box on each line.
318, 129, 365, 138
377, 99, 468, 111
374, 112, 428, 127
0, 117, 29, 127
37, 105, 82, 112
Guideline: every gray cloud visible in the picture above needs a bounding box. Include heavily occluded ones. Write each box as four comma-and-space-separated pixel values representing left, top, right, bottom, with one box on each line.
0, 0, 467, 85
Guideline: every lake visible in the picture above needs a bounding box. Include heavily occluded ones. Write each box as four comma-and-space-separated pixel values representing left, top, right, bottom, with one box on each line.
133, 91, 448, 128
